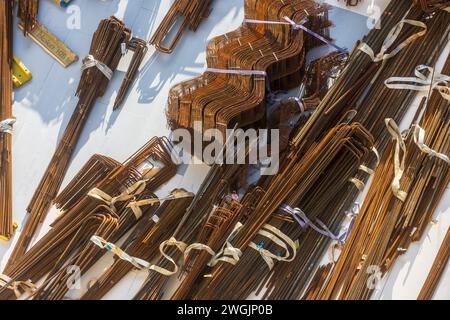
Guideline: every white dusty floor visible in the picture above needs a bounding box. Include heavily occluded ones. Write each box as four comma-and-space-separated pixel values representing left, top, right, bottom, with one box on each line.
0, 0, 448, 300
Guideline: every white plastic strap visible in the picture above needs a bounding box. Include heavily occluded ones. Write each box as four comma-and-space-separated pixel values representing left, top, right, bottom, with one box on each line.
358, 19, 427, 63
385, 118, 408, 202
205, 68, 267, 76
0, 118, 16, 134
81, 55, 113, 80
412, 125, 450, 164
385, 65, 450, 101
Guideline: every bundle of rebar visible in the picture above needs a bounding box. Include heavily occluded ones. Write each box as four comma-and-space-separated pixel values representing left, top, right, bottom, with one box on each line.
191, 122, 375, 300
260, 2, 450, 300
133, 147, 251, 300
82, 193, 194, 300
31, 206, 120, 300
166, 0, 332, 137
172, 196, 247, 299
150, 0, 213, 54
2, 0, 449, 301
0, 0, 15, 240
414, 0, 450, 11
125, 1, 447, 301
0, 137, 177, 299
17, 0, 39, 36
163, 1, 449, 301
303, 52, 349, 99
267, 51, 348, 152
114, 37, 148, 110
53, 155, 121, 212
165, 51, 350, 300
110, 23, 345, 299
5, 17, 132, 270
309, 53, 450, 300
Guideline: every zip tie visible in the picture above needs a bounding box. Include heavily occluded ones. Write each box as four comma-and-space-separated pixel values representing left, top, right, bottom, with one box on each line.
273, 52, 279, 61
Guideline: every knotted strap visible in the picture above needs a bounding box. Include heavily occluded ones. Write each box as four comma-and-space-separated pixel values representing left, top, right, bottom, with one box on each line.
385, 118, 408, 202
208, 222, 244, 267
183, 243, 216, 261
242, 17, 346, 53
249, 224, 297, 270
87, 179, 148, 212
280, 205, 343, 242
91, 236, 188, 276
0, 274, 36, 299
358, 19, 427, 62
385, 65, 450, 101
81, 54, 113, 80
412, 125, 450, 164
127, 189, 194, 220
90, 236, 151, 270
152, 237, 187, 276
